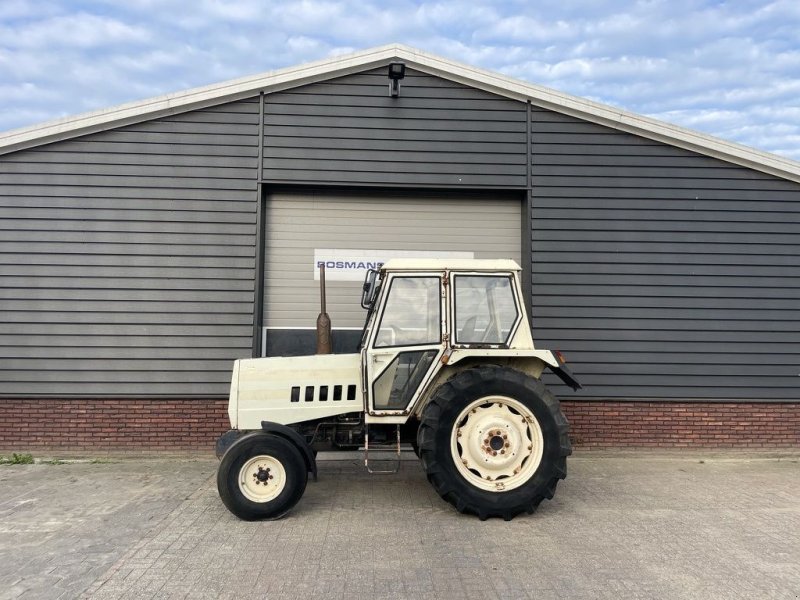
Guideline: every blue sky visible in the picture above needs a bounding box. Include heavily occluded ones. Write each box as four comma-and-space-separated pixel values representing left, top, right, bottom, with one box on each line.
1, 0, 799, 160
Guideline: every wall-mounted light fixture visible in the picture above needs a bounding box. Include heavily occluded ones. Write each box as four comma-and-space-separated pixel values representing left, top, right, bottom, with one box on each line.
388, 62, 406, 97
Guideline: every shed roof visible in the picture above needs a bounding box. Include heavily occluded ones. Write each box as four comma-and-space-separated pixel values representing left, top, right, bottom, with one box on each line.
1, 43, 799, 183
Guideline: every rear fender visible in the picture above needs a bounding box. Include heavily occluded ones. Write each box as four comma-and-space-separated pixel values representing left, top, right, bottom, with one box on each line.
412, 352, 582, 417
548, 352, 583, 391
412, 355, 549, 417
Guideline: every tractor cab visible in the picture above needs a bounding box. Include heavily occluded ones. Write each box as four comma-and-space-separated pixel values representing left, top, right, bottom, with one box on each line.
359, 259, 552, 421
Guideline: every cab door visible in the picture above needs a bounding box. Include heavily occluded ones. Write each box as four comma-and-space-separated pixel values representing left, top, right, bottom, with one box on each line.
364, 272, 446, 418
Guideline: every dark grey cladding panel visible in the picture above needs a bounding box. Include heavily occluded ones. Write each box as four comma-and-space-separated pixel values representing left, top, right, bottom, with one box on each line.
0, 98, 260, 397
262, 68, 528, 188
529, 107, 800, 400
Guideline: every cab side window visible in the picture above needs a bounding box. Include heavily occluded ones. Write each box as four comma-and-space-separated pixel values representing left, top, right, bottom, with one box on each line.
454, 275, 518, 345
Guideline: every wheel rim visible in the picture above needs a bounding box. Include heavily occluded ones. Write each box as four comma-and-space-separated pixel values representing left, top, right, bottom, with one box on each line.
238, 455, 287, 503
451, 395, 544, 492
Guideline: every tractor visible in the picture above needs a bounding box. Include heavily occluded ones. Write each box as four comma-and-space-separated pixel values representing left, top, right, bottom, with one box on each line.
216, 259, 581, 521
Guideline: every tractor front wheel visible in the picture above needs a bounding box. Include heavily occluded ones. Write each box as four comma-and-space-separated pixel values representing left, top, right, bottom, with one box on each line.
417, 366, 571, 520
217, 432, 308, 520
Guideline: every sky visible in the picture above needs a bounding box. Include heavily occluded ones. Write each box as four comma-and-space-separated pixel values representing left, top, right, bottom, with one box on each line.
1, 0, 799, 160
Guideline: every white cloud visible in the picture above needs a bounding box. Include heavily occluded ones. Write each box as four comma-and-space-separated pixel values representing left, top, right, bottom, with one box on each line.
1, 12, 151, 49
0, 0, 62, 20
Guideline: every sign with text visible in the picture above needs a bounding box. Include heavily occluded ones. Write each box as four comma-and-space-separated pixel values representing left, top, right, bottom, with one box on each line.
313, 249, 474, 281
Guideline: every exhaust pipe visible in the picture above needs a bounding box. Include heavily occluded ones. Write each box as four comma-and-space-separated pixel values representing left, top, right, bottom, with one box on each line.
316, 263, 332, 354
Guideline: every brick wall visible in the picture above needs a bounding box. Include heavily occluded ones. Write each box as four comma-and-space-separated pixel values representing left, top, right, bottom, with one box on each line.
0, 398, 797, 453
0, 398, 229, 454
562, 401, 799, 448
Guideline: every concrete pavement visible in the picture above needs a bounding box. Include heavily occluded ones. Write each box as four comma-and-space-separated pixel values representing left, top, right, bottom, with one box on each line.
0, 452, 798, 599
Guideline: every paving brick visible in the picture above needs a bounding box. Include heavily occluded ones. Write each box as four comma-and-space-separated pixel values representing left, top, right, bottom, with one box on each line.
1, 453, 798, 599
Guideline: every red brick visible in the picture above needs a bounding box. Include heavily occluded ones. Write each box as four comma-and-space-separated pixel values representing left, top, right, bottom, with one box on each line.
0, 398, 797, 452
562, 400, 799, 449
0, 398, 228, 452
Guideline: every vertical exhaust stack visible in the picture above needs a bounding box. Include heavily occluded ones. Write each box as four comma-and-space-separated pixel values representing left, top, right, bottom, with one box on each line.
316, 263, 332, 354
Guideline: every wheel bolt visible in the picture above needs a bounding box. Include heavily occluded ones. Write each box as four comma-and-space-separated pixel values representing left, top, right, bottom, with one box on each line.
492, 451, 497, 456
527, 445, 532, 451
505, 443, 510, 448
500, 450, 505, 454
484, 438, 489, 444
502, 434, 508, 440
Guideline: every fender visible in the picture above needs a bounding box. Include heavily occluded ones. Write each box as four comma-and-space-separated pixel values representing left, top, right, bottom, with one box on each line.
215, 429, 246, 459
548, 352, 583, 391
261, 421, 318, 481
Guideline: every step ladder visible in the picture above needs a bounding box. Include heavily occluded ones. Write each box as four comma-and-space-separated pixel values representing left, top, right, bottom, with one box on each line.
363, 425, 401, 474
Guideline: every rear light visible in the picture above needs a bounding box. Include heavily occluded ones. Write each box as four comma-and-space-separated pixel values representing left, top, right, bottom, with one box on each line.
554, 350, 567, 364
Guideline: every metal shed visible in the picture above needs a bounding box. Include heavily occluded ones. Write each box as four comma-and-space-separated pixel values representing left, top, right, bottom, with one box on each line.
1, 44, 798, 450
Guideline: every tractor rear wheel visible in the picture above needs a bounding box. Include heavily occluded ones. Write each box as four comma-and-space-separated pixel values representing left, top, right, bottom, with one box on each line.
417, 366, 571, 520
217, 432, 308, 520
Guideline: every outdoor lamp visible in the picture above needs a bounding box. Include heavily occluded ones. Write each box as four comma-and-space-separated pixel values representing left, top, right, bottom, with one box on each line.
388, 62, 406, 97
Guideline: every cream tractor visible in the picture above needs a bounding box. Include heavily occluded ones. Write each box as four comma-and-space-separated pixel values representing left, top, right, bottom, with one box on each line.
216, 259, 580, 521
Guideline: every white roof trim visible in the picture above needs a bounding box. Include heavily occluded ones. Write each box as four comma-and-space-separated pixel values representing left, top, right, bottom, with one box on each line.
382, 258, 521, 271
1, 43, 799, 183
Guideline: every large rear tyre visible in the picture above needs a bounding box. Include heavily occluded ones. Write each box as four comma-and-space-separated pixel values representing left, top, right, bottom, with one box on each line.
417, 366, 571, 520
217, 433, 308, 520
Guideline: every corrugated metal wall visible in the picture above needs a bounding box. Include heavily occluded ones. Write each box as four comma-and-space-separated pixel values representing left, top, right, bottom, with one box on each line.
262, 67, 528, 188
1, 64, 798, 403
0, 99, 260, 396
530, 107, 800, 400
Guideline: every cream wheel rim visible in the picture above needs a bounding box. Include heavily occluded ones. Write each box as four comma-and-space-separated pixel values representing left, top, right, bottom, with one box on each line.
238, 455, 287, 503
451, 396, 544, 492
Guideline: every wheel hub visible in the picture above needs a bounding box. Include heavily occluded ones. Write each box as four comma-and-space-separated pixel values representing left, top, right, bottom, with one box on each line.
238, 455, 287, 503
486, 431, 508, 453
451, 396, 544, 492
254, 466, 273, 484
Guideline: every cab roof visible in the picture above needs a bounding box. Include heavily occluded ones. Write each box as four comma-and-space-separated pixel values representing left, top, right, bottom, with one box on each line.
381, 258, 521, 272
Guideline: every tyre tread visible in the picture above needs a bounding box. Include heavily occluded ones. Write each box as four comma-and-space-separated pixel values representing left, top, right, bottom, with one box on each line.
217, 433, 308, 521
416, 366, 571, 520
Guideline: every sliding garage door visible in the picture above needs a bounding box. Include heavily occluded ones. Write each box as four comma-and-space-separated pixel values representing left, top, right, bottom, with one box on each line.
264, 190, 522, 333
